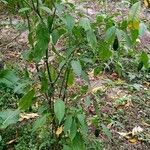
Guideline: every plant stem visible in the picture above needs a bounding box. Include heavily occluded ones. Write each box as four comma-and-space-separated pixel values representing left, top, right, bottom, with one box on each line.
62, 68, 70, 101
59, 66, 68, 99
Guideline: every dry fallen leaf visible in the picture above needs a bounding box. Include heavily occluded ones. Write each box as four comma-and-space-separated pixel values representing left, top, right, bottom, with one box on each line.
117, 126, 144, 143
56, 126, 63, 137
132, 126, 143, 136
19, 113, 39, 121
129, 137, 138, 143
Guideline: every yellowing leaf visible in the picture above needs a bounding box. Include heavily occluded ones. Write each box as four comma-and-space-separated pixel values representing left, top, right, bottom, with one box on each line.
128, 21, 140, 30
56, 126, 63, 137
144, 0, 150, 8
115, 79, 125, 85
129, 137, 138, 143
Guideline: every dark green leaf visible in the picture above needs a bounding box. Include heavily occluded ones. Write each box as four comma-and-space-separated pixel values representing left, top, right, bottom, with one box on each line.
19, 89, 35, 110
71, 60, 82, 76
86, 29, 97, 49
79, 17, 91, 31
67, 70, 74, 86
33, 22, 50, 62
137, 61, 143, 71
64, 14, 75, 33
64, 115, 73, 133
54, 99, 65, 124
140, 52, 149, 69
32, 114, 47, 132
0, 109, 20, 129
70, 119, 77, 140
99, 42, 112, 61
72, 133, 86, 150
105, 26, 116, 44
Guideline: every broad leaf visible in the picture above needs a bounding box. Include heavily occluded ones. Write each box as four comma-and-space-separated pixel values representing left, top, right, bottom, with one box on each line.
40, 6, 52, 14
79, 17, 91, 31
128, 2, 141, 22
0, 70, 19, 87
52, 28, 66, 45
70, 119, 77, 140
33, 22, 50, 62
72, 133, 86, 150
99, 41, 112, 61
128, 2, 141, 30
140, 52, 149, 69
0, 109, 20, 129
19, 89, 35, 111
105, 26, 116, 44
102, 124, 112, 141
54, 99, 65, 124
32, 114, 47, 132
67, 70, 74, 86
18, 7, 30, 13
71, 60, 82, 76
64, 14, 75, 33
64, 115, 73, 133
139, 23, 148, 36
86, 29, 97, 49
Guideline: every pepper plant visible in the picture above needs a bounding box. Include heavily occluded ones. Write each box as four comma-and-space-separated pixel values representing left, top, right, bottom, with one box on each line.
0, 1, 149, 149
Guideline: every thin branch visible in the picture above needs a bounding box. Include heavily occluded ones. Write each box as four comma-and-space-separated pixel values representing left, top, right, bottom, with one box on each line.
62, 68, 70, 101
59, 66, 68, 98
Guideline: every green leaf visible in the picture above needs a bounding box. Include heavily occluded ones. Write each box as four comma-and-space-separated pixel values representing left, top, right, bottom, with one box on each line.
18, 7, 30, 13
79, 17, 91, 31
71, 60, 82, 76
105, 26, 116, 44
52, 28, 66, 45
0, 70, 19, 87
86, 29, 97, 49
54, 99, 65, 124
130, 29, 139, 43
77, 114, 85, 126
137, 61, 143, 71
32, 114, 47, 132
64, 14, 75, 33
81, 71, 89, 83
140, 52, 149, 69
41, 73, 48, 93
64, 115, 73, 133
72, 133, 86, 150
70, 119, 77, 140
40, 6, 52, 14
67, 70, 74, 86
63, 145, 72, 150
33, 22, 50, 62
128, 2, 141, 30
94, 66, 102, 76
102, 124, 112, 141
98, 41, 112, 61
128, 2, 141, 23
0, 109, 20, 129
19, 89, 35, 111
0, 70, 18, 83
0, 135, 2, 141
77, 114, 88, 135
139, 23, 148, 36
1, 0, 8, 4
